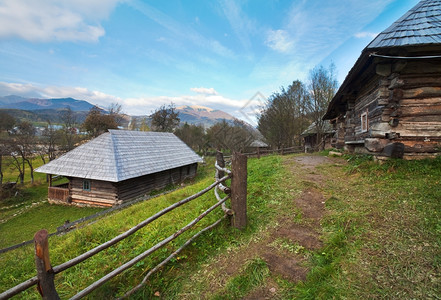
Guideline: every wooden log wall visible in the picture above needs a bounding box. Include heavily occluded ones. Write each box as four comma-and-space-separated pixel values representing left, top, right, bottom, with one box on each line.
117, 163, 198, 202
341, 57, 441, 158
70, 178, 118, 207
69, 164, 198, 206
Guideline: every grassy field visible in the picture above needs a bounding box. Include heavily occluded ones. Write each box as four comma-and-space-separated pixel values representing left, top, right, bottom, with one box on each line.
0, 156, 104, 248
0, 153, 440, 299
293, 154, 441, 299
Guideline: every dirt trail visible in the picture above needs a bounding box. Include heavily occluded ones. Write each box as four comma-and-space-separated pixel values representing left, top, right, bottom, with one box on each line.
201, 155, 336, 299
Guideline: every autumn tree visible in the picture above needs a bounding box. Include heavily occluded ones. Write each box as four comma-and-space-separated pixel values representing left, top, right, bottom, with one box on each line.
150, 103, 180, 132
308, 64, 338, 148
82, 106, 118, 137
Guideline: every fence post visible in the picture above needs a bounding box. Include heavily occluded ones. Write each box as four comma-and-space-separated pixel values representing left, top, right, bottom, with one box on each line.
231, 152, 247, 229
34, 229, 60, 300
216, 151, 225, 179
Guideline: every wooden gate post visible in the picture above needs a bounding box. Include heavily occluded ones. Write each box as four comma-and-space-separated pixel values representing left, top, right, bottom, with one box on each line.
231, 152, 247, 229
34, 230, 60, 300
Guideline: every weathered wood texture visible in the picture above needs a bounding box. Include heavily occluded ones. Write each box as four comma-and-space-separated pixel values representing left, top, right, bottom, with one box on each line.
34, 230, 60, 300
116, 164, 197, 202
48, 187, 69, 203
230, 152, 247, 229
338, 58, 441, 158
67, 164, 198, 207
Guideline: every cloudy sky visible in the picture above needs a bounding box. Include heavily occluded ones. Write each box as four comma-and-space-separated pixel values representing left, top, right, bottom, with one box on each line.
0, 0, 419, 119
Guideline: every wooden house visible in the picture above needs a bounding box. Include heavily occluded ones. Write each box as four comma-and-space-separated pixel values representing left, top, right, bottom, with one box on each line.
323, 0, 441, 159
301, 121, 334, 152
36, 130, 203, 207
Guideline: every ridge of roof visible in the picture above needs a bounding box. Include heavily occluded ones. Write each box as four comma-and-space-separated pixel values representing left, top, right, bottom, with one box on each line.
109, 130, 121, 182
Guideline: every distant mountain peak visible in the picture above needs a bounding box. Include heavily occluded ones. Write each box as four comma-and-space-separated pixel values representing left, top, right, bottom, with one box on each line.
177, 105, 215, 112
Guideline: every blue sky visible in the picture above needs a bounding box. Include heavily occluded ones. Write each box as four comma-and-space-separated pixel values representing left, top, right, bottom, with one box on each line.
0, 0, 419, 119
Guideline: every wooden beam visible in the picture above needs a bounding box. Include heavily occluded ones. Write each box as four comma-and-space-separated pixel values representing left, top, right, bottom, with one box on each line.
34, 230, 60, 300
231, 152, 247, 230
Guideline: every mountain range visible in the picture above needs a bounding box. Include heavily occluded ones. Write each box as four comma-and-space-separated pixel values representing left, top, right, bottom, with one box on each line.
0, 95, 237, 128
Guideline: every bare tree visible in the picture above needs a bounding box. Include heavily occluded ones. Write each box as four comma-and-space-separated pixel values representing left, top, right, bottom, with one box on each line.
150, 103, 180, 132
108, 102, 125, 127
258, 80, 309, 149
0, 112, 15, 185
60, 106, 78, 152
9, 121, 37, 184
174, 123, 206, 152
206, 119, 254, 152
308, 64, 338, 149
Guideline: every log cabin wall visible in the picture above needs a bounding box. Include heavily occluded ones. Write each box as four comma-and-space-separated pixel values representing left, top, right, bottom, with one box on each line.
389, 59, 441, 158
69, 163, 198, 206
116, 163, 198, 202
340, 56, 441, 159
70, 178, 118, 207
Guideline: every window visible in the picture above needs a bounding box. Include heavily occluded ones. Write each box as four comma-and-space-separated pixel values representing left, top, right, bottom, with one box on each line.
361, 111, 368, 132
83, 179, 91, 191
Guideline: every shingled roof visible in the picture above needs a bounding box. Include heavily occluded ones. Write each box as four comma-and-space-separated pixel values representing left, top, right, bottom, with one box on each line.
36, 130, 203, 182
323, 0, 441, 120
368, 0, 441, 49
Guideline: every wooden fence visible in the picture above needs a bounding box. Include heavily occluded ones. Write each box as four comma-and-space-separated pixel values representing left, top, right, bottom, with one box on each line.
241, 146, 304, 158
0, 152, 247, 300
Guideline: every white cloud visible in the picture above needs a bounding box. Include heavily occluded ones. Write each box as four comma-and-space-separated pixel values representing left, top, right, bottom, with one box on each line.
354, 31, 378, 39
265, 29, 294, 53
0, 0, 121, 42
0, 81, 251, 120
0, 82, 121, 108
190, 87, 218, 95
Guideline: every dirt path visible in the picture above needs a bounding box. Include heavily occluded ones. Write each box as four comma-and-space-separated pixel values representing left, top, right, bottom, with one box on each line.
191, 155, 337, 299
242, 155, 332, 299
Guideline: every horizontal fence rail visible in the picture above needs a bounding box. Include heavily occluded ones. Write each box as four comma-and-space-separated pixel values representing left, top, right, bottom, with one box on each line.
0, 152, 248, 300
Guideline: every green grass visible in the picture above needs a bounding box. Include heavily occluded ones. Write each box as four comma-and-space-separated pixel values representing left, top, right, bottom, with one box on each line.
0, 155, 289, 299
212, 258, 270, 299
293, 155, 441, 299
2, 153, 440, 299
0, 155, 104, 248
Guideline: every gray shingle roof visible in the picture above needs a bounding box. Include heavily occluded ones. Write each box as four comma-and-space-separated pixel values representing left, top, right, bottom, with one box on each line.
249, 140, 268, 148
368, 0, 441, 48
323, 0, 441, 120
36, 130, 203, 182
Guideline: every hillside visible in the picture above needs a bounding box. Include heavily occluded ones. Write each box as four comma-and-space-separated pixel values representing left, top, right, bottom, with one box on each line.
0, 95, 238, 128
0, 95, 95, 111
0, 154, 439, 298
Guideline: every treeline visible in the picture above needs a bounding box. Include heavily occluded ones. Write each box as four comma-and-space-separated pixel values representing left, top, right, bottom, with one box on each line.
0, 102, 259, 186
257, 64, 337, 149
